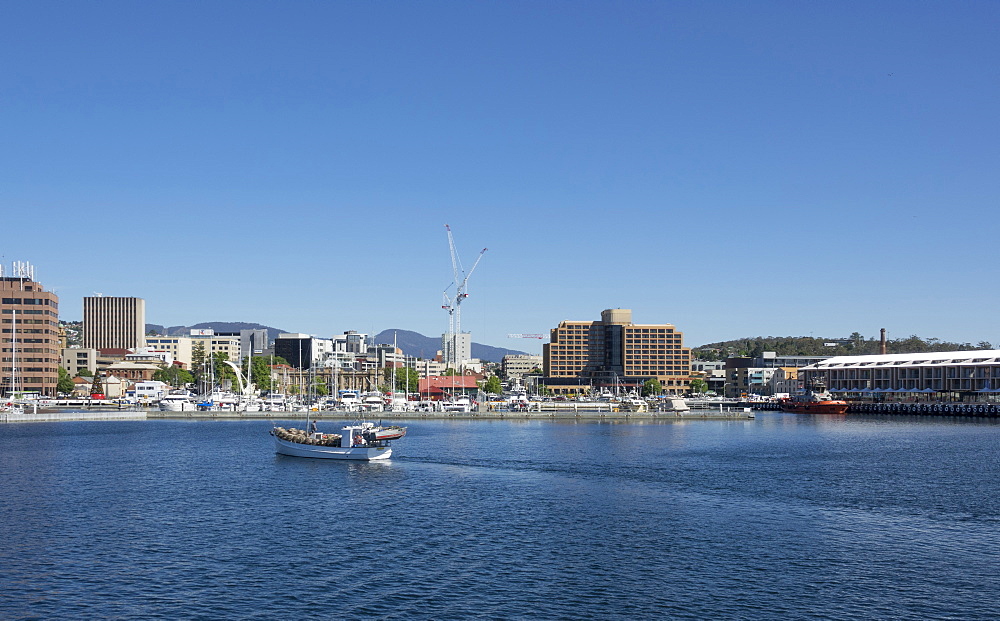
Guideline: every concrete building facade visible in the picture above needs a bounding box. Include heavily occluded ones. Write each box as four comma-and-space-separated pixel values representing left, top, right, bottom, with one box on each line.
723, 354, 829, 397
61, 347, 98, 377
501, 354, 543, 381
1, 264, 60, 397
274, 333, 333, 369
144, 336, 195, 367
799, 350, 1000, 397
542, 309, 691, 395
83, 296, 146, 351
441, 332, 472, 369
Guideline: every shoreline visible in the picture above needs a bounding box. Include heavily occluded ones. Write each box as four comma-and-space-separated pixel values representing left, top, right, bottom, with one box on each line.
3, 408, 756, 423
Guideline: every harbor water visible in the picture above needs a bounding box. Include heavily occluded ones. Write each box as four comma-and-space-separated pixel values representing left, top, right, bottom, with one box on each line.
2, 413, 999, 619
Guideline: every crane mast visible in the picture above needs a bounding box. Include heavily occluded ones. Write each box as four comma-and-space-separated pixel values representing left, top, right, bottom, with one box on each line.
442, 224, 486, 370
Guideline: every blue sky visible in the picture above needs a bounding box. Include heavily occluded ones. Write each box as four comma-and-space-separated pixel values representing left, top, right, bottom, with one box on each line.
2, 1, 998, 354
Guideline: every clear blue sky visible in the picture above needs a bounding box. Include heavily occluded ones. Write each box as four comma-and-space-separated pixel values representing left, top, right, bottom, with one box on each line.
3, 1, 998, 354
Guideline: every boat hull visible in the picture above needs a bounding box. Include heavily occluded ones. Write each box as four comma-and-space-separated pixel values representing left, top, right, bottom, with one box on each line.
160, 400, 195, 412
273, 435, 392, 460
374, 426, 407, 441
781, 401, 849, 415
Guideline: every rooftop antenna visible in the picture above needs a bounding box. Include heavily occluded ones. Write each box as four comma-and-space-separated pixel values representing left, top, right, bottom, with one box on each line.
441, 224, 486, 370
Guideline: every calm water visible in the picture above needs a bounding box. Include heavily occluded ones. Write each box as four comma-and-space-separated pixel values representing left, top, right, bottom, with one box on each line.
2, 413, 999, 620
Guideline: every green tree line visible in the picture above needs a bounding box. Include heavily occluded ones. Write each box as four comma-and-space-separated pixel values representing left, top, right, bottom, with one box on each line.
693, 333, 993, 360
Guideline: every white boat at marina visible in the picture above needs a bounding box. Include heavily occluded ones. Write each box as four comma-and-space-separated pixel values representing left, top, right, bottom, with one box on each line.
271, 421, 404, 460
2, 401, 25, 415
360, 392, 385, 412
262, 393, 289, 411
338, 390, 362, 410
441, 395, 474, 412
159, 393, 196, 412
505, 384, 531, 410
620, 394, 648, 412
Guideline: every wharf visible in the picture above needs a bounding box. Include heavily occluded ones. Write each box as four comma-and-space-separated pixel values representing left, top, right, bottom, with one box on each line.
740, 399, 1000, 417
145, 408, 755, 422
1, 409, 148, 423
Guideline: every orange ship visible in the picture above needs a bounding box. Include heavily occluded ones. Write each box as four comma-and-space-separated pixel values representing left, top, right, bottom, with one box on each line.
780, 381, 849, 414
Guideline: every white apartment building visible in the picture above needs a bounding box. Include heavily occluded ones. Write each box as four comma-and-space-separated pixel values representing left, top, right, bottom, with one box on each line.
144, 336, 195, 367
142, 331, 241, 367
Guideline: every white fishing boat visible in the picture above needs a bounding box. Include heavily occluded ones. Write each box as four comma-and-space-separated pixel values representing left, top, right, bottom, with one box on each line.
374, 424, 408, 440
271, 421, 403, 460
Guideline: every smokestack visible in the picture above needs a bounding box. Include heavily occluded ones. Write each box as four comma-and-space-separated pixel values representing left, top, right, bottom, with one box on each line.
879, 328, 887, 355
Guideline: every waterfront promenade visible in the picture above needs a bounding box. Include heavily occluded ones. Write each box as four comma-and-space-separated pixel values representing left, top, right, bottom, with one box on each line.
2, 404, 756, 423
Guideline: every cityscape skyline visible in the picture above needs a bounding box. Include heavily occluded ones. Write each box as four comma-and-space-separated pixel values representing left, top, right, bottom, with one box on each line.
3, 2, 998, 352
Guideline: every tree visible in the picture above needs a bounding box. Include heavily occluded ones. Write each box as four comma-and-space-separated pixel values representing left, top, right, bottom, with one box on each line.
443, 368, 460, 376
641, 378, 662, 397
153, 365, 194, 387
382, 367, 420, 393
249, 357, 273, 392
482, 376, 502, 394
90, 373, 104, 398
688, 378, 708, 394
212, 352, 235, 386
191, 341, 207, 384
57, 367, 74, 395
75, 368, 94, 378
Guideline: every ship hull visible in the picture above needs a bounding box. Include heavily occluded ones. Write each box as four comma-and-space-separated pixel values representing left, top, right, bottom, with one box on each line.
781, 401, 849, 415
273, 435, 392, 460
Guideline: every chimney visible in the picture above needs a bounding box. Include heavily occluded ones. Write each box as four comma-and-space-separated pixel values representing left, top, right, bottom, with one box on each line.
879, 328, 887, 355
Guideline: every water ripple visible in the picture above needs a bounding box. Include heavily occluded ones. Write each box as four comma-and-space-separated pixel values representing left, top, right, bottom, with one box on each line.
1, 417, 1000, 619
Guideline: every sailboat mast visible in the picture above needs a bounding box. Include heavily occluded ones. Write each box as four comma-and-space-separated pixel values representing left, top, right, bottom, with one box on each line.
9, 308, 18, 398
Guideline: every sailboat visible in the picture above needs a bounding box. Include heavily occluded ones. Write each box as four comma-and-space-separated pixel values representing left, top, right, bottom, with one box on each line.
3, 309, 25, 415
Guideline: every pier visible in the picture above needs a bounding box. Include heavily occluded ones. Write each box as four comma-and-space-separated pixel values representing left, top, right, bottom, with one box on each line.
740, 400, 1000, 417
1, 410, 148, 423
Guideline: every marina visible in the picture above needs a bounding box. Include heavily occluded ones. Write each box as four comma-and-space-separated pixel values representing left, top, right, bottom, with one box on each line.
11, 396, 1000, 422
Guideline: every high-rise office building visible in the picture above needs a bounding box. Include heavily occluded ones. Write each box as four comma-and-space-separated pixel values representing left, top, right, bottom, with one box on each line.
274, 333, 333, 369
542, 308, 691, 395
83, 296, 146, 351
1, 262, 60, 397
441, 332, 472, 369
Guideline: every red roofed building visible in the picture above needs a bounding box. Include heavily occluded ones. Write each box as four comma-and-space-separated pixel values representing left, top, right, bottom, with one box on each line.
418, 375, 480, 400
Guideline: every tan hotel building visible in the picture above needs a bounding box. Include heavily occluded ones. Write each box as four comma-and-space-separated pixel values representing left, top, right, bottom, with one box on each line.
1, 264, 60, 397
543, 308, 691, 395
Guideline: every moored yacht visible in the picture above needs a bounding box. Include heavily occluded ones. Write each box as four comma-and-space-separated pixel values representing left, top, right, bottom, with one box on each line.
159, 392, 196, 412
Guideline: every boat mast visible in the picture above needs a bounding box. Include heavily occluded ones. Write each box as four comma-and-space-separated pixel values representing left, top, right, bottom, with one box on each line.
9, 308, 19, 398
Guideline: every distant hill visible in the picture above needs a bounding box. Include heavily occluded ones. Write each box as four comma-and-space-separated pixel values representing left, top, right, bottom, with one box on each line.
146, 322, 286, 343
693, 334, 994, 361
373, 329, 527, 363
